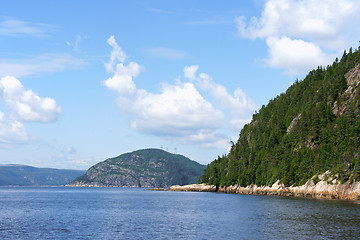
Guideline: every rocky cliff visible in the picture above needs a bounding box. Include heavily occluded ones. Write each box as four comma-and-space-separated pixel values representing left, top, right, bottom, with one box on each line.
67, 148, 206, 187
168, 184, 217, 192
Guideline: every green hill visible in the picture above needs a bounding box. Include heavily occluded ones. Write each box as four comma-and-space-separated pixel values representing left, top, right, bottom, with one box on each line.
0, 164, 85, 186
200, 47, 360, 187
68, 148, 206, 187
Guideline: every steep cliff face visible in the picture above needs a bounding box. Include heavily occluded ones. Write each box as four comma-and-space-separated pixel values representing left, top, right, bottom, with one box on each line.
67, 149, 206, 187
200, 48, 360, 188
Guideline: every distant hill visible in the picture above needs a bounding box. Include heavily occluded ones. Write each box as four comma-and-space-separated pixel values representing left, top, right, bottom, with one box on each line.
0, 164, 85, 186
68, 148, 206, 187
200, 47, 360, 187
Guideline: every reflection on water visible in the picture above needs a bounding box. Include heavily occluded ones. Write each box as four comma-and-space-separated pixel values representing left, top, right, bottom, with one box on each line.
0, 187, 359, 239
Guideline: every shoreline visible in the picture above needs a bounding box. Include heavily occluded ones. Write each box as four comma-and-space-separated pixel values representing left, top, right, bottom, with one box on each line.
167, 180, 360, 201
167, 184, 217, 192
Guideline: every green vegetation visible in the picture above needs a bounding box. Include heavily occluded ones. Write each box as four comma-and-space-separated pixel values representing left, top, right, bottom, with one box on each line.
0, 164, 85, 186
200, 47, 360, 187
69, 148, 206, 187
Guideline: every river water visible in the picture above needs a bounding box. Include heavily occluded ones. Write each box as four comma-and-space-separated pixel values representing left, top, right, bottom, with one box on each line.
0, 187, 359, 239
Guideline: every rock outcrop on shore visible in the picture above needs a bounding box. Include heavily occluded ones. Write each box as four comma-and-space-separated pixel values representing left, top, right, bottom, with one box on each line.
217, 180, 360, 201
168, 179, 360, 201
168, 184, 217, 192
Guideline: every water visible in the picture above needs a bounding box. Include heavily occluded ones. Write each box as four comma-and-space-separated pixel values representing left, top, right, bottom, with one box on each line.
0, 187, 359, 240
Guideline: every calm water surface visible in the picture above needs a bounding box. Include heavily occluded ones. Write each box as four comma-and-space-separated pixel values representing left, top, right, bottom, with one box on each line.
0, 187, 359, 239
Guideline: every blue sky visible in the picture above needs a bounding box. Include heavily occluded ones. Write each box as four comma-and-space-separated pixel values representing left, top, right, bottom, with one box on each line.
1, 0, 360, 169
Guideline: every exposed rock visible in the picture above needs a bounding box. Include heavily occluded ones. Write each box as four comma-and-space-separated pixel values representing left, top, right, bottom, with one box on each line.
169, 175, 360, 201
333, 63, 360, 116
217, 178, 360, 200
305, 136, 318, 150
167, 184, 217, 192
345, 63, 360, 87
286, 113, 301, 134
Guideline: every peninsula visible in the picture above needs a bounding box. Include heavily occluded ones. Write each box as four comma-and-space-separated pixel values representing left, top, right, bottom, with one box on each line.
67, 148, 206, 187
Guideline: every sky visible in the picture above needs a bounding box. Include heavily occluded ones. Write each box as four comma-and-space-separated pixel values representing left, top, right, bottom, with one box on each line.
1, 0, 360, 170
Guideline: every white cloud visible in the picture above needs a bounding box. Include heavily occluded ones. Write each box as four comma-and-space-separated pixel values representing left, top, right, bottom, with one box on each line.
0, 53, 85, 78
184, 65, 199, 80
105, 35, 127, 73
146, 47, 192, 60
236, 0, 360, 74
103, 62, 140, 95
184, 65, 257, 131
0, 112, 29, 144
266, 37, 334, 75
236, 0, 360, 44
0, 18, 55, 37
0, 76, 62, 122
178, 131, 231, 150
104, 36, 258, 148
0, 76, 61, 144
123, 82, 224, 137
103, 36, 257, 150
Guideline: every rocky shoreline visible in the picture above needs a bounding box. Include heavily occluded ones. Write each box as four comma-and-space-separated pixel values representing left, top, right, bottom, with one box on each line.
66, 173, 360, 201
168, 184, 217, 192
168, 180, 360, 201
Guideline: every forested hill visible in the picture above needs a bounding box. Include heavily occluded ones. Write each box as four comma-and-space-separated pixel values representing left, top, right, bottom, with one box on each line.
0, 164, 85, 186
200, 47, 360, 188
68, 148, 206, 187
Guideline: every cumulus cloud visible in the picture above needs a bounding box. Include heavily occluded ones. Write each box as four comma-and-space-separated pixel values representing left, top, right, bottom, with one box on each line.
236, 0, 360, 74
103, 62, 140, 95
0, 112, 29, 144
184, 65, 257, 131
266, 37, 334, 75
0, 76, 62, 122
103, 37, 224, 142
0, 53, 85, 78
103, 36, 256, 148
0, 76, 61, 144
125, 82, 224, 137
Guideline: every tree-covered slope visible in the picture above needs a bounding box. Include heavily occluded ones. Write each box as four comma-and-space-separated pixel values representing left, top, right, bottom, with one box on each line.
0, 164, 85, 186
68, 148, 206, 187
200, 47, 360, 187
